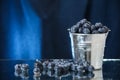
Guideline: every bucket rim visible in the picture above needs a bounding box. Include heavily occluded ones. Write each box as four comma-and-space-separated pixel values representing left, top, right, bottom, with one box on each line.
68, 29, 110, 35
69, 32, 109, 35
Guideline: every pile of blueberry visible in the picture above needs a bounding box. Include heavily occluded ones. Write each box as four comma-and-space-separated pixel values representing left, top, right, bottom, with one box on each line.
14, 64, 29, 79
14, 59, 94, 79
33, 59, 94, 79
69, 19, 110, 34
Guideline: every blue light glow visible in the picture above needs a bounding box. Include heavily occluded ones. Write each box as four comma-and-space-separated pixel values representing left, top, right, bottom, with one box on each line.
2, 0, 42, 59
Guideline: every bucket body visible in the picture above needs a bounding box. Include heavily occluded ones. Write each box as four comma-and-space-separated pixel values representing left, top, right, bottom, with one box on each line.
69, 32, 109, 69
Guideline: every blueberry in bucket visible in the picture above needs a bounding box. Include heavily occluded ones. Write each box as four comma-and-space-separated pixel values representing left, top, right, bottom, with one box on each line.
69, 19, 110, 34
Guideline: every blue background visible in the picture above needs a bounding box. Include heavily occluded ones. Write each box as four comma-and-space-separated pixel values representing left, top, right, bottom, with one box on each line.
0, 0, 120, 59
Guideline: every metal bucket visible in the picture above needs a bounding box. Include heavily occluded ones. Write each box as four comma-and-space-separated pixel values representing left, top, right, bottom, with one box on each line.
92, 70, 103, 80
69, 32, 109, 69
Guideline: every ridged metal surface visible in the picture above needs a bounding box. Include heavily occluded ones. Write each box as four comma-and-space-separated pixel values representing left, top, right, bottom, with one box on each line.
69, 32, 109, 69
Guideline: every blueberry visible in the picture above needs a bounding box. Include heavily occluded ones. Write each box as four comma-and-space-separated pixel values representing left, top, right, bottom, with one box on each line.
80, 19, 87, 25
82, 61, 89, 67
21, 71, 29, 79
70, 25, 79, 33
86, 21, 92, 25
55, 66, 63, 76
82, 23, 91, 29
15, 64, 21, 70
87, 65, 94, 72
14, 64, 22, 75
48, 62, 55, 70
98, 28, 103, 33
34, 62, 43, 71
76, 21, 82, 27
91, 25, 96, 31
21, 64, 29, 71
71, 64, 78, 71
47, 70, 55, 77
95, 22, 103, 28
42, 61, 49, 70
77, 65, 84, 72
78, 72, 84, 77
98, 27, 108, 33
103, 26, 109, 33
82, 28, 90, 34
33, 67, 40, 73
87, 72, 94, 78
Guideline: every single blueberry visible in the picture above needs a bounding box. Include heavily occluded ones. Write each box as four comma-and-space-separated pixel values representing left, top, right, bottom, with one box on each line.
88, 65, 94, 72
82, 28, 90, 34
103, 26, 109, 33
82, 23, 91, 29
91, 25, 96, 31
87, 72, 95, 78
95, 22, 103, 28
98, 27, 108, 33
79, 19, 88, 26
70, 25, 79, 33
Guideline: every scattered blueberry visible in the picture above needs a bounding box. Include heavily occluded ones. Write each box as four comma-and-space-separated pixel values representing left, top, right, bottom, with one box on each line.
34, 61, 43, 71
14, 59, 95, 79
87, 72, 95, 78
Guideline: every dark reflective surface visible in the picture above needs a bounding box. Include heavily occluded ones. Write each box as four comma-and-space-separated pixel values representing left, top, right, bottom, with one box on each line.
0, 59, 120, 80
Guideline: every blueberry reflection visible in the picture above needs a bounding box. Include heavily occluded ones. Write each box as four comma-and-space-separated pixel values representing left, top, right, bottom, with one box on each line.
33, 59, 95, 80
91, 70, 103, 80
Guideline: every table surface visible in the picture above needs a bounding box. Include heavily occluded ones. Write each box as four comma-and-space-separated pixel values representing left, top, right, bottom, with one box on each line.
0, 59, 120, 80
